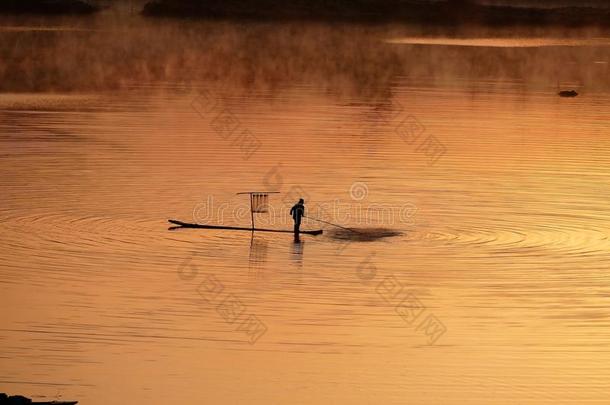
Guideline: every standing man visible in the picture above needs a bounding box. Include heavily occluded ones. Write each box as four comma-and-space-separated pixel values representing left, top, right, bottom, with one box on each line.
290, 198, 305, 241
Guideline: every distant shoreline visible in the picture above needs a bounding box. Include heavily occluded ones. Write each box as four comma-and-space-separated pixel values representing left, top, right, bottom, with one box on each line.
141, 0, 610, 27
0, 0, 99, 15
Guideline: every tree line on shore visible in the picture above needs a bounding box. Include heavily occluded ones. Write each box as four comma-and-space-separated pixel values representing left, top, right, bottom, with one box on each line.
1, 0, 609, 27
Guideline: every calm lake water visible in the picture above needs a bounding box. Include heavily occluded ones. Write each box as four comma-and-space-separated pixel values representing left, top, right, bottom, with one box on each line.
1, 18, 610, 405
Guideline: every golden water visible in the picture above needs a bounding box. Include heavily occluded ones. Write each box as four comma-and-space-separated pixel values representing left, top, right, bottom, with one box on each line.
1, 20, 610, 405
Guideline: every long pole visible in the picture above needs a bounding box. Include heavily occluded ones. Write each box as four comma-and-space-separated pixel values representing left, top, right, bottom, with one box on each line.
305, 216, 360, 233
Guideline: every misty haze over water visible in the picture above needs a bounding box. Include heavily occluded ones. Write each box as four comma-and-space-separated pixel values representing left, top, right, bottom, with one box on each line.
1, 2, 610, 405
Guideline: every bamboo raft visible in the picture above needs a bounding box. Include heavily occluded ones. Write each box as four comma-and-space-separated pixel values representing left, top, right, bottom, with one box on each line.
168, 220, 323, 235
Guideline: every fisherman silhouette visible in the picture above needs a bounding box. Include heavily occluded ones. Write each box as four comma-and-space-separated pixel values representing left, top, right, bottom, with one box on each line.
290, 198, 305, 241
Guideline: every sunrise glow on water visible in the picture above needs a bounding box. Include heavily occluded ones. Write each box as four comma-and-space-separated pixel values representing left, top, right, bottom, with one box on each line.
1, 2, 610, 404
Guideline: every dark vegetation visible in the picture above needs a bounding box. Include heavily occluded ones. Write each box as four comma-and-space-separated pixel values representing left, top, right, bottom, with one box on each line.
0, 0, 99, 15
141, 0, 610, 27
0, 393, 77, 405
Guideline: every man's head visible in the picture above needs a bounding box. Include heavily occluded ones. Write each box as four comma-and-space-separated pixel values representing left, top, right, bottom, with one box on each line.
298, 198, 304, 204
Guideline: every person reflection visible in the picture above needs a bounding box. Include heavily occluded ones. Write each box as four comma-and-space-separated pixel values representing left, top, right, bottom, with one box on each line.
290, 239, 304, 269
